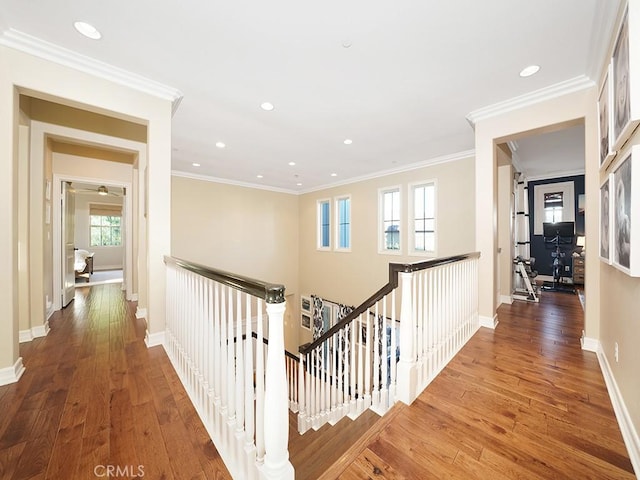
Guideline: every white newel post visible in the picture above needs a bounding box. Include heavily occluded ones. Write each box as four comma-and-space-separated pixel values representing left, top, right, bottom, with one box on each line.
259, 300, 295, 480
397, 271, 418, 405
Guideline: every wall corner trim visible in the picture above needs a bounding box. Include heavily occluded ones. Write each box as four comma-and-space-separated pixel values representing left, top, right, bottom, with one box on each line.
595, 343, 640, 476
580, 336, 599, 352
479, 314, 499, 330
145, 331, 165, 348
0, 358, 26, 386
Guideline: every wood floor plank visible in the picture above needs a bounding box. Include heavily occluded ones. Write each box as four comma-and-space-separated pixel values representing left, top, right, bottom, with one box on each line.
0, 284, 230, 480
326, 291, 636, 480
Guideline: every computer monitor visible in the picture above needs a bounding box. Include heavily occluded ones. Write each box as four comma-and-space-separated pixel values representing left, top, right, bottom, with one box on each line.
542, 221, 574, 238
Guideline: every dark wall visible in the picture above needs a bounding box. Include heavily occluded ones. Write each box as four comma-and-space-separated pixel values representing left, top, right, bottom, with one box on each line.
528, 175, 585, 276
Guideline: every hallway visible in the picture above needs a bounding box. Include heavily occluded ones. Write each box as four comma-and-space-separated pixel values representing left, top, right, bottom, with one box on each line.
328, 291, 636, 479
0, 284, 231, 479
0, 286, 635, 479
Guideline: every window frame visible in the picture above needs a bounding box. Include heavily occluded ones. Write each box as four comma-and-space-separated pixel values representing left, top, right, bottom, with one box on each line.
409, 180, 437, 256
533, 181, 575, 235
378, 186, 402, 255
316, 198, 331, 251
89, 213, 123, 247
334, 195, 352, 252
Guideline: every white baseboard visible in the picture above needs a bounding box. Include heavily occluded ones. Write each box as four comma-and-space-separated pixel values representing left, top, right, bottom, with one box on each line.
145, 330, 165, 348
32, 321, 50, 338
0, 357, 25, 386
19, 330, 33, 343
135, 307, 147, 320
581, 335, 599, 352
594, 341, 640, 476
19, 322, 50, 344
479, 314, 498, 329
499, 295, 513, 305
129, 293, 138, 302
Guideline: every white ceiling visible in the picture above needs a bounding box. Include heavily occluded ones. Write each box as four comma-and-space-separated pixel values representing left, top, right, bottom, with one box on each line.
0, 0, 622, 191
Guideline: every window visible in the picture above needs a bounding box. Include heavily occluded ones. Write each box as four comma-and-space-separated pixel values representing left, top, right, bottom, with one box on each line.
89, 204, 122, 247
317, 199, 330, 250
543, 192, 563, 223
411, 182, 436, 254
379, 187, 401, 253
335, 196, 351, 251
533, 181, 575, 235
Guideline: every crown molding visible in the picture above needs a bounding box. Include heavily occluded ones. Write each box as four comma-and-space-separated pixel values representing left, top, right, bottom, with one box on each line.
171, 170, 299, 195
172, 149, 475, 196
299, 149, 476, 194
466, 76, 595, 127
0, 28, 183, 115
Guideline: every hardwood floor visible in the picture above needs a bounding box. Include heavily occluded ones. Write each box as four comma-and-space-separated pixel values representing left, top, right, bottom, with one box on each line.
1, 286, 635, 479
329, 291, 636, 479
0, 284, 231, 480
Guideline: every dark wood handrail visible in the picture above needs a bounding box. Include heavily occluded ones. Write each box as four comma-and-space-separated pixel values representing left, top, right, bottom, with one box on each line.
299, 252, 480, 354
164, 255, 285, 304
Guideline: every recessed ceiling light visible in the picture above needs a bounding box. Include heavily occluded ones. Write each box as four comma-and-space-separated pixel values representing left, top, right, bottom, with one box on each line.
296, 182, 302, 186
257, 174, 264, 179
343, 139, 353, 145
215, 142, 226, 149
260, 102, 274, 111
288, 161, 296, 166
331, 173, 338, 177
192, 163, 200, 167
74, 21, 101, 40
519, 65, 540, 77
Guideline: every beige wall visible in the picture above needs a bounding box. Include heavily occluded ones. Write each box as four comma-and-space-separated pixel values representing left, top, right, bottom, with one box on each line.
0, 44, 173, 374
298, 156, 476, 345
171, 175, 300, 352
596, 3, 640, 444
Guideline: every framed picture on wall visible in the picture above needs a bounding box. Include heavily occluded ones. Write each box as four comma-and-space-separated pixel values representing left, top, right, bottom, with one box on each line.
611, 4, 640, 152
600, 175, 612, 264
301, 295, 311, 314
611, 146, 640, 276
598, 63, 616, 169
301, 313, 311, 330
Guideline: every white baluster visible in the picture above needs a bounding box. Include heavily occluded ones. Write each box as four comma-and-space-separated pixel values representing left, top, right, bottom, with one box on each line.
259, 301, 294, 480
255, 302, 265, 464
397, 271, 417, 405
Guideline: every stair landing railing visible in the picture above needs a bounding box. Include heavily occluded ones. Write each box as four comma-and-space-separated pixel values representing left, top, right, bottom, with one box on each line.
297, 252, 480, 434
164, 256, 293, 480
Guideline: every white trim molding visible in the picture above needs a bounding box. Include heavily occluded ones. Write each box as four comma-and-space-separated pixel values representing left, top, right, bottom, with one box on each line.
19, 322, 50, 344
145, 331, 165, 348
135, 307, 147, 320
0, 28, 183, 114
466, 76, 595, 126
499, 295, 513, 305
479, 314, 499, 329
593, 341, 640, 475
580, 335, 599, 352
0, 358, 26, 386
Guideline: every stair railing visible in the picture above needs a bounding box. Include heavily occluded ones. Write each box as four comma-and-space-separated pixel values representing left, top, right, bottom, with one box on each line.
297, 252, 480, 434
164, 256, 294, 480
